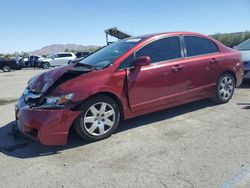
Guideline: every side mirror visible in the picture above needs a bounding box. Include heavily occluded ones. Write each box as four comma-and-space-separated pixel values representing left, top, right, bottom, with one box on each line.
133, 56, 151, 68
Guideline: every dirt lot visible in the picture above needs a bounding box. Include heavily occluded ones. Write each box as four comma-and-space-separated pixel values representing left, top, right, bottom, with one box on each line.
0, 69, 250, 188
0, 69, 46, 103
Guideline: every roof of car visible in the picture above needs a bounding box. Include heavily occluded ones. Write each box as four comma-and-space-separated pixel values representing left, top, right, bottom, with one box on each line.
56, 52, 74, 54
29, 55, 41, 57
137, 31, 209, 39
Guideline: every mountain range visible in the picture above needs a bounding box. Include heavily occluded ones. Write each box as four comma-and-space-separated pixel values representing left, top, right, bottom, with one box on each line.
29, 44, 100, 55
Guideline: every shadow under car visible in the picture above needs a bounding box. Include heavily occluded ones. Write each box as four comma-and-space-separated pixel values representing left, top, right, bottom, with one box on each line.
0, 99, 217, 159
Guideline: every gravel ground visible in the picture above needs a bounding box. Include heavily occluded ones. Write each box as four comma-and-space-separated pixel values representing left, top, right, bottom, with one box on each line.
0, 69, 250, 188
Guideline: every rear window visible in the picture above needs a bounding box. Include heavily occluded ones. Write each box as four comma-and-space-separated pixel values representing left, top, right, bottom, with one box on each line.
184, 36, 219, 57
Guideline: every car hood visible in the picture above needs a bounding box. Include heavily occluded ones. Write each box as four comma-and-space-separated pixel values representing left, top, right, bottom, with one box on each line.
40, 58, 52, 62
28, 63, 93, 93
38, 57, 45, 60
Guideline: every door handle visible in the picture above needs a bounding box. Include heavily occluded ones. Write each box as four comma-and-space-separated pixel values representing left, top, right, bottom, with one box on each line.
210, 58, 219, 64
171, 65, 183, 72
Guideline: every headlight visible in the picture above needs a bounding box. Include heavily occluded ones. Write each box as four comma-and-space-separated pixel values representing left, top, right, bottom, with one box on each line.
40, 93, 74, 108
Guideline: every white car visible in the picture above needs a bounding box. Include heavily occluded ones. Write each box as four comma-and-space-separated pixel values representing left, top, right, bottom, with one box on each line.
236, 39, 250, 78
39, 52, 76, 68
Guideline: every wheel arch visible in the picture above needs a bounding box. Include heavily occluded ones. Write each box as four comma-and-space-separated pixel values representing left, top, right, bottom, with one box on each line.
3, 63, 13, 67
42, 61, 50, 67
220, 70, 237, 85
2, 64, 13, 71
72, 91, 125, 120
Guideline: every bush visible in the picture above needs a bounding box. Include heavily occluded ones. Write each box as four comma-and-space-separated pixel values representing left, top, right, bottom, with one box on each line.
211, 31, 250, 47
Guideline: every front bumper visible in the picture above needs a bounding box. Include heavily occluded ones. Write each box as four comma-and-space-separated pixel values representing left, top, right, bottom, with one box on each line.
15, 98, 80, 145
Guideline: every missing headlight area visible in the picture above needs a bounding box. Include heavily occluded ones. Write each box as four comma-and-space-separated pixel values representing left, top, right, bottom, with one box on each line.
23, 88, 44, 107
23, 89, 76, 109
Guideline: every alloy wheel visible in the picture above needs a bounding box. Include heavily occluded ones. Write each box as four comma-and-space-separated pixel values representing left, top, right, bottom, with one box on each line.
42, 62, 49, 69
219, 76, 234, 100
83, 102, 116, 136
3, 65, 11, 72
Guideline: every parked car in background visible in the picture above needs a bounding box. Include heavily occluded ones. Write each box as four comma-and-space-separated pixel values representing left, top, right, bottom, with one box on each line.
18, 55, 44, 68
16, 32, 243, 145
68, 52, 98, 64
18, 57, 29, 67
0, 57, 23, 72
38, 52, 76, 68
68, 52, 91, 64
75, 51, 91, 58
236, 39, 250, 78
27, 55, 44, 67
68, 57, 84, 64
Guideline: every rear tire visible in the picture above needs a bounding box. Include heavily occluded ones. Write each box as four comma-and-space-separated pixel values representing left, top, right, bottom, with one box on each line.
2, 65, 11, 72
73, 95, 120, 141
212, 73, 235, 103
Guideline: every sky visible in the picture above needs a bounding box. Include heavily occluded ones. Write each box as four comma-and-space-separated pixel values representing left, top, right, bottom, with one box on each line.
0, 0, 249, 53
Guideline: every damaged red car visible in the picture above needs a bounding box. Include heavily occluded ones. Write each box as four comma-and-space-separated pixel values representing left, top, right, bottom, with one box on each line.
15, 32, 244, 145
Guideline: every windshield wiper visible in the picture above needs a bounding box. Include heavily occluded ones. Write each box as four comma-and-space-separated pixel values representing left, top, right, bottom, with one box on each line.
75, 63, 97, 71
98, 62, 113, 70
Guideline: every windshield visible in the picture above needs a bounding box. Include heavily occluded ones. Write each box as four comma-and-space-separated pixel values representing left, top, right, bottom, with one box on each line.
47, 54, 54, 58
79, 38, 143, 69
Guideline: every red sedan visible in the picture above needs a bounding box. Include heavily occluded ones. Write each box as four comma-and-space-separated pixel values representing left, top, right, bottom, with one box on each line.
15, 32, 244, 145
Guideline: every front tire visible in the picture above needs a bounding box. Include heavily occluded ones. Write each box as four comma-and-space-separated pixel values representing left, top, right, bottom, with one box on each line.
73, 95, 120, 141
42, 62, 50, 69
2, 65, 11, 72
212, 73, 235, 103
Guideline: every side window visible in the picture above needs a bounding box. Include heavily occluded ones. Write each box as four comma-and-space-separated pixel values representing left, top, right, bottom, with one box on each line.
56, 54, 63, 58
184, 36, 215, 57
57, 54, 72, 58
135, 37, 181, 63
210, 41, 219, 53
65, 54, 72, 57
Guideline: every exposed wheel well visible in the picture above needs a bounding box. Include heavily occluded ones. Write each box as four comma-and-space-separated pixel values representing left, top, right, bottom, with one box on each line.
2, 64, 12, 68
72, 92, 125, 120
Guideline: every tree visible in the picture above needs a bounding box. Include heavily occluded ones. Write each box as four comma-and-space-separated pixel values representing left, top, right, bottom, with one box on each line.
211, 31, 250, 47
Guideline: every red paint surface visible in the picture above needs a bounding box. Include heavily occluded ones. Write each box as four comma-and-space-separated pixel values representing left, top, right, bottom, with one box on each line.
16, 32, 244, 145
